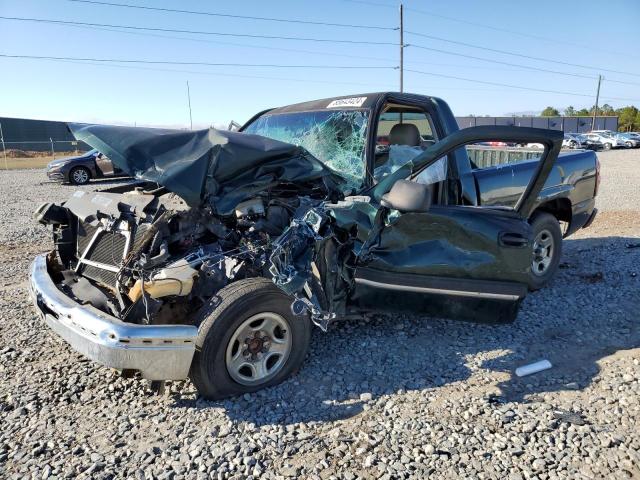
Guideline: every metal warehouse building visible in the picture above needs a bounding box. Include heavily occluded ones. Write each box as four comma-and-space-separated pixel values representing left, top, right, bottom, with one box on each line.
0, 116, 80, 151
456, 115, 619, 133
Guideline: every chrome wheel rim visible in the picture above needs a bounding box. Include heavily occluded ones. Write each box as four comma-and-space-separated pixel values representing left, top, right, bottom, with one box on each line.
531, 228, 554, 276
225, 312, 292, 386
72, 169, 89, 184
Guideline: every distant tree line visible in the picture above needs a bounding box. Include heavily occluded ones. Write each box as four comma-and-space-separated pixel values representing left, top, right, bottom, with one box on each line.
540, 105, 640, 131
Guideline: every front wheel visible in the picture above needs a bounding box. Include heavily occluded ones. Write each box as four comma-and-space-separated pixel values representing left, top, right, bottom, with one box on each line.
69, 166, 91, 185
603, 142, 612, 150
528, 212, 562, 291
625, 141, 632, 148
189, 278, 312, 400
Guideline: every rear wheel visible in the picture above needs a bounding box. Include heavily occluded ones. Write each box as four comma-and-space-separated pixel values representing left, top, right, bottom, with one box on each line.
69, 166, 91, 185
528, 212, 562, 291
625, 141, 632, 148
189, 278, 312, 400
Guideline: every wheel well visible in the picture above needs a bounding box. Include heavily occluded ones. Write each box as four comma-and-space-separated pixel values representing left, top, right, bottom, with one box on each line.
532, 198, 572, 224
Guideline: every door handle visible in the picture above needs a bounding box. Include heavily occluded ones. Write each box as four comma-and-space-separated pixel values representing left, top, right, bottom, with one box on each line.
499, 232, 529, 247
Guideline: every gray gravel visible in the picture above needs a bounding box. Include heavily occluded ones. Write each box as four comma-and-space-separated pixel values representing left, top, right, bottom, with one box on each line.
1, 152, 639, 479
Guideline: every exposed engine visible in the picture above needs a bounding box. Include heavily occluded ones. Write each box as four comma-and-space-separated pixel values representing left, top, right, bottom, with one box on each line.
34, 182, 324, 327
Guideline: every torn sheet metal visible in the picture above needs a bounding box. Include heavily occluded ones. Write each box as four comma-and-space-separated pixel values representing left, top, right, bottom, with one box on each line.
269, 208, 327, 296
68, 124, 345, 213
269, 196, 379, 319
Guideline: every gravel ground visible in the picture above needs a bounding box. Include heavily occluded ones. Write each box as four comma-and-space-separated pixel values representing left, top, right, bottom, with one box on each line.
1, 151, 639, 479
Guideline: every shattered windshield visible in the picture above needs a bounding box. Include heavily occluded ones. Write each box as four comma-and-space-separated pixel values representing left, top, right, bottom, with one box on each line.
244, 109, 369, 192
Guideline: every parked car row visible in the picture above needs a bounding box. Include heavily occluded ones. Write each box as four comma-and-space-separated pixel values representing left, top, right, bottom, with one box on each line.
563, 131, 640, 150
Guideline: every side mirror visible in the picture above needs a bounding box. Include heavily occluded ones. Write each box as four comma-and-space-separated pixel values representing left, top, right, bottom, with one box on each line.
380, 180, 432, 213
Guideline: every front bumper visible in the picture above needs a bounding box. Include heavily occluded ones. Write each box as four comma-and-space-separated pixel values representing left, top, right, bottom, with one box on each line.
46, 170, 65, 181
29, 254, 198, 380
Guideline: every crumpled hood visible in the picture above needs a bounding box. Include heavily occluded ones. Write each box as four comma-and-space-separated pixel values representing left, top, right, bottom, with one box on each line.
68, 123, 345, 213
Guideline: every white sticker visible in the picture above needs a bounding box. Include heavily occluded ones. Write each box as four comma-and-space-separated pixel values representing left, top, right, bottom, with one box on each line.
326, 96, 367, 108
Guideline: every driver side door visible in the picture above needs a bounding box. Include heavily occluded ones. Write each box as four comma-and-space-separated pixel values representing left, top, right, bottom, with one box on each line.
349, 126, 563, 323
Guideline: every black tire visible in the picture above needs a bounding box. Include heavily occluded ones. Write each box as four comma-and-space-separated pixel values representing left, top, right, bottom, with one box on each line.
69, 166, 91, 185
189, 278, 312, 400
625, 141, 632, 148
528, 212, 562, 291
603, 142, 612, 151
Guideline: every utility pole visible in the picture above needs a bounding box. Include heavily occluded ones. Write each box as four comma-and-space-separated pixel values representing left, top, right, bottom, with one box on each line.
186, 80, 193, 130
399, 3, 404, 92
591, 74, 602, 131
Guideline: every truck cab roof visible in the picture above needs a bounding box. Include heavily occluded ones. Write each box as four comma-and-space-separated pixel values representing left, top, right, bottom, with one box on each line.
251, 92, 446, 117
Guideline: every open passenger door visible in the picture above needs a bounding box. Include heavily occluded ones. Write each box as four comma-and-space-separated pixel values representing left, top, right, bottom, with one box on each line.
350, 126, 563, 323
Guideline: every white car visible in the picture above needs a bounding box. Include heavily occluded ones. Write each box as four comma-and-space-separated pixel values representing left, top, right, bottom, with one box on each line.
585, 132, 626, 150
563, 133, 584, 148
615, 133, 640, 148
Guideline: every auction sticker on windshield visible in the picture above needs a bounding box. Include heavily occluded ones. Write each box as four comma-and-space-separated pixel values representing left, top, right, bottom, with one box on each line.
326, 97, 367, 108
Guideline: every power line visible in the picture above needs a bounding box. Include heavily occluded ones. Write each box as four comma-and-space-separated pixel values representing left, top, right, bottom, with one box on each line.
405, 31, 640, 78
2, 14, 637, 102
44, 57, 549, 93
0, 16, 397, 45
406, 6, 640, 62
344, 0, 639, 59
8, 18, 600, 78
405, 69, 640, 102
68, 0, 397, 30
12, 14, 635, 85
0, 53, 396, 69
52, 21, 640, 89
405, 8, 600, 53
49, 57, 560, 94
407, 43, 598, 81
62, 22, 400, 64
407, 43, 640, 87
5, 53, 635, 102
56, 21, 596, 76
51, 58, 399, 88
6, 14, 639, 87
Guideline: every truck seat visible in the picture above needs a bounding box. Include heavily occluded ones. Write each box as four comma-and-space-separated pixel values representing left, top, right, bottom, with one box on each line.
388, 123, 421, 146
375, 123, 422, 169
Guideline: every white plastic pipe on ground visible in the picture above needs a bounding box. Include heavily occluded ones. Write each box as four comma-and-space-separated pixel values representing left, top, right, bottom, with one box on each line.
515, 360, 552, 377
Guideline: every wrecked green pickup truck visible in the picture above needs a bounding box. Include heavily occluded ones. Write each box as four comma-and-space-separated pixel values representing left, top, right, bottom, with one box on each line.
29, 92, 598, 399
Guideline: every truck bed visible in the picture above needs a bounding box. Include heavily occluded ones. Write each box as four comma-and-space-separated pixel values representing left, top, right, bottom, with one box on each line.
471, 149, 598, 232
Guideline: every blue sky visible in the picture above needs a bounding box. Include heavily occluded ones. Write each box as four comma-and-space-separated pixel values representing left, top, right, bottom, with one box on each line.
1, 0, 639, 128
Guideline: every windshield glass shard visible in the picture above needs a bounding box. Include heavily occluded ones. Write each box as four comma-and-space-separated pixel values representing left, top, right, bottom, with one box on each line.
244, 109, 369, 193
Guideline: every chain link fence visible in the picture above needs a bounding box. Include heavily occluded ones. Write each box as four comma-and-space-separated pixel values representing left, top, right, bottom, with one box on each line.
0, 139, 91, 170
